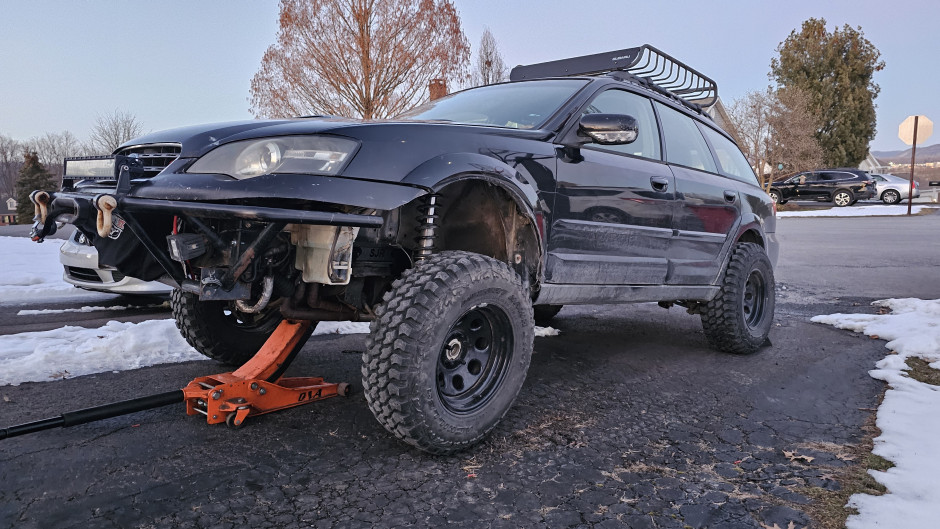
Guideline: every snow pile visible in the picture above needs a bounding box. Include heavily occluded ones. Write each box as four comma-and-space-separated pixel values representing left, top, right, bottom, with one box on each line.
17, 302, 169, 316
777, 204, 937, 218
0, 236, 111, 304
0, 320, 205, 386
812, 299, 940, 529
0, 316, 564, 386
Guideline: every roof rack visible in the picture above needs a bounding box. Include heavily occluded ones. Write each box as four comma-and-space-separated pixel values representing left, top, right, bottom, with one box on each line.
509, 44, 718, 109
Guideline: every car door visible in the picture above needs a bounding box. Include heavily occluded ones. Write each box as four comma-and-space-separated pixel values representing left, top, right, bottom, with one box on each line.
549, 88, 675, 285
795, 171, 824, 199
653, 102, 740, 285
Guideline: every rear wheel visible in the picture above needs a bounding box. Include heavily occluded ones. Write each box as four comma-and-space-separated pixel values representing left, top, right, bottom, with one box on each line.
171, 289, 288, 366
362, 251, 534, 454
701, 243, 775, 355
881, 189, 901, 205
832, 189, 853, 207
768, 190, 782, 204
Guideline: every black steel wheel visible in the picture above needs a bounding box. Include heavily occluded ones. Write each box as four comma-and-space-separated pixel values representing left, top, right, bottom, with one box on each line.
437, 305, 513, 414
363, 251, 534, 454
882, 189, 901, 205
701, 243, 775, 354
832, 189, 853, 207
171, 289, 300, 367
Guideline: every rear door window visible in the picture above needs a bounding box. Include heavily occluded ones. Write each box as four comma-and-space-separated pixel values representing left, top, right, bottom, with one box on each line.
654, 102, 717, 173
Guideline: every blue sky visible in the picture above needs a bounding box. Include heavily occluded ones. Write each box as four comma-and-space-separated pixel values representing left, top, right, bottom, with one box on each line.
0, 0, 936, 152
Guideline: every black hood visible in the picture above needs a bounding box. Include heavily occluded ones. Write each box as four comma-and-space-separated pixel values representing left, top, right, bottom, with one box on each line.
118, 118, 363, 158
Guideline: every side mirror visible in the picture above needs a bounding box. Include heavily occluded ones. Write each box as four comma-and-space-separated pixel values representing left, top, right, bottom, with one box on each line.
578, 114, 638, 145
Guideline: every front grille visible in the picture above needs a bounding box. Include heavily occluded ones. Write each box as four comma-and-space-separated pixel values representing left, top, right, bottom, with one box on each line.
66, 266, 103, 283
115, 143, 181, 178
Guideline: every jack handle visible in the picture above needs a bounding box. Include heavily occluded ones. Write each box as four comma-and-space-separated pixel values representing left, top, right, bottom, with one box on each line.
1, 390, 183, 440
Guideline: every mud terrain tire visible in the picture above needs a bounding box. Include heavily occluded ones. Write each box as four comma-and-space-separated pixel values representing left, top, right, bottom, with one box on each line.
171, 289, 290, 367
701, 243, 775, 355
362, 251, 534, 454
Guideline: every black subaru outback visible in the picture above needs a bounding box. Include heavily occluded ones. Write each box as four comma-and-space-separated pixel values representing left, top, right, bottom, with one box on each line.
31, 45, 777, 454
769, 168, 876, 206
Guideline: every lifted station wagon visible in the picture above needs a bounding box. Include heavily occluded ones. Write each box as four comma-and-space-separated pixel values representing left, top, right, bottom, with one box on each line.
30, 45, 777, 453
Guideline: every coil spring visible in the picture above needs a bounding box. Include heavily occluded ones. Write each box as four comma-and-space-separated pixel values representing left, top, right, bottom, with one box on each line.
414, 193, 442, 261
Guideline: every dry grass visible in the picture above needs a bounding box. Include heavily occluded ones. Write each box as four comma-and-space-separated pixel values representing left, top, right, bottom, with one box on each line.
799, 393, 893, 529
905, 357, 940, 385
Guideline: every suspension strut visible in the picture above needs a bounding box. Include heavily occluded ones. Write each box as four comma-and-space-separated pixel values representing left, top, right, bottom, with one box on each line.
414, 193, 441, 261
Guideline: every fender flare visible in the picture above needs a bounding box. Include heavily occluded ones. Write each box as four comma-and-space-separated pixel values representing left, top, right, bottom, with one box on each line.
402, 153, 546, 281
402, 153, 541, 213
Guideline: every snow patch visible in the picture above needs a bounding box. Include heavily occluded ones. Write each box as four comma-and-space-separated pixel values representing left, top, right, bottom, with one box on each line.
0, 236, 113, 304
812, 298, 940, 529
17, 302, 169, 316
535, 326, 561, 337
777, 204, 937, 218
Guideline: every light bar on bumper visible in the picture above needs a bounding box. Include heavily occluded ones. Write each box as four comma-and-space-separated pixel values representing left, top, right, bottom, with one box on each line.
63, 156, 116, 181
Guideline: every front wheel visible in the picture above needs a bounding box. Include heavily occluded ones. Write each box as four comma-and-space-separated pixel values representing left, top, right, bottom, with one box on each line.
362, 251, 534, 454
881, 189, 901, 205
768, 190, 781, 204
701, 243, 775, 354
832, 189, 853, 207
171, 289, 287, 366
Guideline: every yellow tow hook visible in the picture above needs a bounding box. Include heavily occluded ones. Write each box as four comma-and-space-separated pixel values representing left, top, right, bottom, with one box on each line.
29, 190, 50, 224
94, 194, 118, 238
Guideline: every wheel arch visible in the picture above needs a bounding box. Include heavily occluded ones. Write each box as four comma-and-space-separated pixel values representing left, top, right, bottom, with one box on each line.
397, 158, 545, 291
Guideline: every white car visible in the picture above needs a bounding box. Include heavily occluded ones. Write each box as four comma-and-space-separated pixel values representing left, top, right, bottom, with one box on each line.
870, 173, 921, 204
60, 229, 172, 295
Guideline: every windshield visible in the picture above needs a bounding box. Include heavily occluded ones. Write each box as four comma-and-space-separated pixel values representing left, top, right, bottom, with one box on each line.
397, 79, 589, 129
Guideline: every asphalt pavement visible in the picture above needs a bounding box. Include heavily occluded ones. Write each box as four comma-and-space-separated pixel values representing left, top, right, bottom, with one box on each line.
1, 212, 937, 529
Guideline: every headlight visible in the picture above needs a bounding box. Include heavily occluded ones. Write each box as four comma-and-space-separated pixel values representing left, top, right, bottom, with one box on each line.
188, 135, 358, 179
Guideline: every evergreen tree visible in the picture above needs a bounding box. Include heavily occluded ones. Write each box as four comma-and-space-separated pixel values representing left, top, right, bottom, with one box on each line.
770, 18, 884, 167
14, 151, 56, 224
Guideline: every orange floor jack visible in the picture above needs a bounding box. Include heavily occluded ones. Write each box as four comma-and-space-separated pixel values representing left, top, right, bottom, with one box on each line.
182, 320, 349, 428
0, 320, 348, 440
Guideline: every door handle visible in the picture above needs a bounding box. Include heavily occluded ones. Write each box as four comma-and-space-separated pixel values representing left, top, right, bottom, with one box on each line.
724, 190, 737, 203
650, 176, 669, 192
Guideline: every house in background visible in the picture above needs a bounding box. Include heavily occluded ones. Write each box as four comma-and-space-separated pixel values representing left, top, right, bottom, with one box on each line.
859, 152, 888, 173
1, 196, 17, 225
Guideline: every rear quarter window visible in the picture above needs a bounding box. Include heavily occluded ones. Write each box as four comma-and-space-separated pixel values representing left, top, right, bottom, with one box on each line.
698, 124, 759, 186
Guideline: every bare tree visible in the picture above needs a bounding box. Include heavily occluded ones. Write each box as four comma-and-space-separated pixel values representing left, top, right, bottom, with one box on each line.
0, 134, 23, 200
727, 89, 774, 188
249, 0, 470, 119
766, 86, 824, 181
727, 87, 823, 190
471, 27, 507, 87
88, 110, 144, 154
27, 131, 85, 187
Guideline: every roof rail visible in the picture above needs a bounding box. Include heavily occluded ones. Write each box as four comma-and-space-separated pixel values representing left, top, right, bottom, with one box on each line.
509, 44, 718, 109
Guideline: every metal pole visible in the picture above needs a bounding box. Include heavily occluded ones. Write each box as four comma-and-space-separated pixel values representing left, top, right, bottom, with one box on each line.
909, 116, 918, 216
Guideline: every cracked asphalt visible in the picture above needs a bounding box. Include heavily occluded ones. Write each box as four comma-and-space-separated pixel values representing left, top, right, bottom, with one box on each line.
2, 212, 938, 529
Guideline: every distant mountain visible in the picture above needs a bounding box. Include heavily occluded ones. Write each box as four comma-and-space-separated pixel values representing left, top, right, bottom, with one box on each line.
872, 143, 940, 164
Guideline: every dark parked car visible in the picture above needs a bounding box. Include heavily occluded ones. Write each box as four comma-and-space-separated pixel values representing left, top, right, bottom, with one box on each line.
769, 169, 876, 206
30, 45, 777, 454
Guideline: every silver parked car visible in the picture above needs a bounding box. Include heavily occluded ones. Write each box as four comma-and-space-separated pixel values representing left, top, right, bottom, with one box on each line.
60, 229, 172, 295
870, 173, 920, 204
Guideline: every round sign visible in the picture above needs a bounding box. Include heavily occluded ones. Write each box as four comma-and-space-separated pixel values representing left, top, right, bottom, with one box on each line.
899, 115, 933, 146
